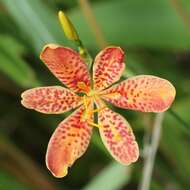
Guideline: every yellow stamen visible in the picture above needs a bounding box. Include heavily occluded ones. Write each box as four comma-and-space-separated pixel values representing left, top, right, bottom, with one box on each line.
83, 95, 88, 110
91, 106, 106, 113
87, 120, 102, 128
81, 91, 107, 128
101, 92, 121, 98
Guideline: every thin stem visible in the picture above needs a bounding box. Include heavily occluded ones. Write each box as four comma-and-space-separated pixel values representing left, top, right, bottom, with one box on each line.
78, 0, 107, 48
138, 113, 165, 190
168, 109, 190, 131
171, 0, 190, 33
76, 39, 93, 67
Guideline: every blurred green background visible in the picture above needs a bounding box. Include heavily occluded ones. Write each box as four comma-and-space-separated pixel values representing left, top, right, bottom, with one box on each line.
0, 0, 190, 189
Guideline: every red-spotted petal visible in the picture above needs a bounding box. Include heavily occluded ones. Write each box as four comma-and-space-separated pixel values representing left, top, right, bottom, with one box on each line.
40, 44, 90, 93
21, 86, 81, 114
98, 106, 139, 165
93, 47, 125, 90
101, 75, 176, 112
46, 105, 93, 178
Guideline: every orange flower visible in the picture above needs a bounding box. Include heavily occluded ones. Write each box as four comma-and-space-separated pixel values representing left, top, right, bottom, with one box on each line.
21, 44, 176, 178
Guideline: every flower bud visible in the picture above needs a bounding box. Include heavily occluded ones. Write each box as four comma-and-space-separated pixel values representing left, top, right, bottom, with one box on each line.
58, 11, 79, 41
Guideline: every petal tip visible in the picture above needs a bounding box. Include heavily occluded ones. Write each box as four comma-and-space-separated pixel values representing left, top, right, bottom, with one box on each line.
120, 142, 139, 165
47, 162, 69, 178
116, 46, 125, 55
106, 46, 125, 54
158, 80, 176, 112
170, 82, 176, 99
40, 44, 60, 59
20, 91, 32, 109
21, 90, 27, 99
43, 43, 60, 50
52, 167, 68, 178
46, 150, 69, 178
106, 46, 125, 58
131, 143, 140, 163
20, 98, 27, 107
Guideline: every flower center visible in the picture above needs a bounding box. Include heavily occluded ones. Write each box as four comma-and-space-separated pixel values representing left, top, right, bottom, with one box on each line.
77, 82, 122, 141
77, 82, 105, 128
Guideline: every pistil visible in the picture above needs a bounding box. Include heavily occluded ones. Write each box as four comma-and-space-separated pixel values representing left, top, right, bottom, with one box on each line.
80, 88, 106, 128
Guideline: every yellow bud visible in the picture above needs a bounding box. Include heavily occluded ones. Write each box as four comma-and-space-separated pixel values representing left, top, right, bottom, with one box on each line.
58, 11, 79, 41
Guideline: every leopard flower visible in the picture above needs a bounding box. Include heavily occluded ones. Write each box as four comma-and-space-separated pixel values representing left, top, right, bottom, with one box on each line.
21, 44, 175, 178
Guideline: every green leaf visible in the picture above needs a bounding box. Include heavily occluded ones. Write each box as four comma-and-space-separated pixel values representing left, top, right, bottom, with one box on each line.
0, 171, 34, 190
70, 0, 190, 50
0, 35, 38, 87
160, 98, 190, 187
83, 162, 131, 190
1, 0, 69, 53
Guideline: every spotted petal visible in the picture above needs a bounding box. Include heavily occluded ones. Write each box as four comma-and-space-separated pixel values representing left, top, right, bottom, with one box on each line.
40, 44, 91, 93
101, 75, 176, 112
98, 106, 139, 165
46, 105, 93, 178
93, 47, 125, 90
21, 86, 81, 114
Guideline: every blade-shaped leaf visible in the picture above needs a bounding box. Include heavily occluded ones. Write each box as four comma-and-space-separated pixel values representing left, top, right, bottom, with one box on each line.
70, 0, 190, 50
83, 162, 131, 190
1, 0, 69, 53
0, 171, 34, 190
0, 35, 38, 87
160, 98, 190, 187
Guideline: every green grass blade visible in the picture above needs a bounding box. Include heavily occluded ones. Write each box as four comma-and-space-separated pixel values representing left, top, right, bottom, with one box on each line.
83, 162, 131, 190
1, 0, 69, 52
0, 35, 38, 87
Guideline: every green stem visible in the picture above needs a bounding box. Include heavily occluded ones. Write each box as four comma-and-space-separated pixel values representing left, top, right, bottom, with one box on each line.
78, 0, 107, 48
74, 39, 93, 68
168, 109, 190, 132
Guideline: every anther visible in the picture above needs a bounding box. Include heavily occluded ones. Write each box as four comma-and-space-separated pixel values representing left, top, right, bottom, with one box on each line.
87, 120, 102, 128
91, 106, 106, 113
